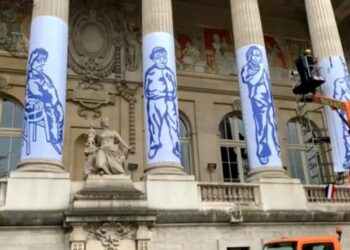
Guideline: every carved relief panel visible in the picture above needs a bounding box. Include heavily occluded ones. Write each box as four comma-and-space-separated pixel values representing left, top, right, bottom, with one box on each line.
67, 0, 141, 153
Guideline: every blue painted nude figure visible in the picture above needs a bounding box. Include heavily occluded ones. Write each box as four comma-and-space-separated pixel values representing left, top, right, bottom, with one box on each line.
241, 46, 280, 164
24, 48, 64, 155
144, 47, 180, 159
333, 58, 350, 169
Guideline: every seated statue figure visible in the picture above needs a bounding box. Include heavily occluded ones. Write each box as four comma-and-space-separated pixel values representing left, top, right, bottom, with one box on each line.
83, 117, 130, 178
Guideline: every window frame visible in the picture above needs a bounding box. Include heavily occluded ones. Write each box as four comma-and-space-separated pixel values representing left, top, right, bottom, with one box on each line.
179, 115, 193, 175
0, 96, 23, 177
219, 114, 248, 183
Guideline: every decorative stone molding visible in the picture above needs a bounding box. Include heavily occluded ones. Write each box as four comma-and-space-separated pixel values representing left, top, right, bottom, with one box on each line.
0, 74, 9, 91
232, 99, 241, 112
71, 241, 86, 250
116, 82, 138, 153
85, 222, 137, 250
68, 2, 120, 78
67, 77, 116, 119
137, 241, 150, 250
67, 0, 140, 153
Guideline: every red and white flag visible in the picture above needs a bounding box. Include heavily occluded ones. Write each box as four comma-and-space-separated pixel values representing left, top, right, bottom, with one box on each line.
325, 184, 336, 199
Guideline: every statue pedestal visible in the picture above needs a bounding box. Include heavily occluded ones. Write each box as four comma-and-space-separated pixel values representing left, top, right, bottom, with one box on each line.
72, 175, 147, 209
73, 175, 147, 209
66, 175, 156, 250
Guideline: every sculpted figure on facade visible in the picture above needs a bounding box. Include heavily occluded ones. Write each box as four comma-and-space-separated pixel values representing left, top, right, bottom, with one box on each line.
124, 19, 141, 71
84, 117, 130, 178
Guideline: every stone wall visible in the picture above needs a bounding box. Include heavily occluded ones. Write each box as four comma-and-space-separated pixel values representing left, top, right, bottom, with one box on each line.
0, 228, 68, 250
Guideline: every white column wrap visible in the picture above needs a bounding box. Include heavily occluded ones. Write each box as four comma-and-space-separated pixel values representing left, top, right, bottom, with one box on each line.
236, 44, 282, 169
231, 0, 282, 169
143, 32, 181, 167
305, 0, 350, 172
20, 16, 68, 163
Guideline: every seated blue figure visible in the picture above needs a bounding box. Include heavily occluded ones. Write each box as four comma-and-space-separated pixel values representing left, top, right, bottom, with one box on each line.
24, 48, 64, 155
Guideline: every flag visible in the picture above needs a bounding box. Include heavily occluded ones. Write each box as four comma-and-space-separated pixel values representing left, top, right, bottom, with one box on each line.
325, 184, 336, 199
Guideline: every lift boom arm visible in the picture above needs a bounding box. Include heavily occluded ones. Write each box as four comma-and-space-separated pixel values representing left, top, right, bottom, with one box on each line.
312, 94, 350, 129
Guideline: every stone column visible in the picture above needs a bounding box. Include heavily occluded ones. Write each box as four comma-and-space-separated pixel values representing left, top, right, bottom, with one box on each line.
142, 0, 184, 175
230, 0, 286, 180
305, 0, 350, 172
17, 0, 69, 172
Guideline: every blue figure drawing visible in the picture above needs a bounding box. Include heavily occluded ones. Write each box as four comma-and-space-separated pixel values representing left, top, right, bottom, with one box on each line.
241, 46, 280, 164
23, 48, 64, 155
333, 57, 350, 169
144, 47, 180, 159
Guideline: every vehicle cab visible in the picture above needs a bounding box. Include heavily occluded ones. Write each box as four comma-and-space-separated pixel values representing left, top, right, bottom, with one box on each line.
263, 236, 341, 250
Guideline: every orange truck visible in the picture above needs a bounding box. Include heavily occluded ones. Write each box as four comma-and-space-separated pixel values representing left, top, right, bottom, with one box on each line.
263, 228, 342, 250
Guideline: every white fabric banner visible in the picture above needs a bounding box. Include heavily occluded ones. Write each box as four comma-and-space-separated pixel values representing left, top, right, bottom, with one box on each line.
143, 32, 181, 166
319, 56, 350, 172
236, 44, 282, 169
20, 16, 68, 162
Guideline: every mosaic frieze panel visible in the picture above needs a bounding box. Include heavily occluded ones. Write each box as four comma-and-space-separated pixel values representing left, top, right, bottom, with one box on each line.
0, 0, 31, 57
175, 26, 309, 77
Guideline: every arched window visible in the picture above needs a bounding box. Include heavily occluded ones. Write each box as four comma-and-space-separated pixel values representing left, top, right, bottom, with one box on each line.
219, 114, 248, 182
179, 116, 192, 174
0, 97, 23, 177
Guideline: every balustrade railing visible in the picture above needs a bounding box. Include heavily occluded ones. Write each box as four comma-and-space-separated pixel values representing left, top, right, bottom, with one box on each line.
305, 185, 350, 203
198, 183, 260, 205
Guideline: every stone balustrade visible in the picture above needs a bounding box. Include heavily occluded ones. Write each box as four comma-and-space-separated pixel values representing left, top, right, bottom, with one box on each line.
305, 185, 350, 203
198, 183, 260, 205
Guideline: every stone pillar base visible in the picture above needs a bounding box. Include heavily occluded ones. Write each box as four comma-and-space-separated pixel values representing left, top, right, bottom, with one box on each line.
258, 178, 308, 210
16, 159, 65, 173
5, 171, 70, 210
247, 167, 289, 182
144, 174, 199, 210
143, 164, 186, 177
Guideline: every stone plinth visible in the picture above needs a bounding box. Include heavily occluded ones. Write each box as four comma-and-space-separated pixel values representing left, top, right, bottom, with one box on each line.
258, 178, 308, 211
73, 175, 147, 209
144, 174, 199, 210
6, 171, 70, 210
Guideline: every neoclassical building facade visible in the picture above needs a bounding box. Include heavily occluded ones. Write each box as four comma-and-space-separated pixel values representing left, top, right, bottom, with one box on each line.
1, 0, 350, 249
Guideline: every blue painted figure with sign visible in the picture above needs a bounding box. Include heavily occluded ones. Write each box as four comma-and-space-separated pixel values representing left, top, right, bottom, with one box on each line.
241, 46, 280, 164
333, 58, 350, 169
23, 48, 64, 155
144, 47, 180, 159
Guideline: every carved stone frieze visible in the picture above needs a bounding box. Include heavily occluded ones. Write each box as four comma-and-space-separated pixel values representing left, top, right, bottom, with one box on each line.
116, 82, 138, 153
85, 222, 137, 250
